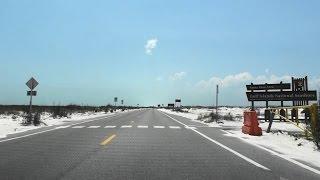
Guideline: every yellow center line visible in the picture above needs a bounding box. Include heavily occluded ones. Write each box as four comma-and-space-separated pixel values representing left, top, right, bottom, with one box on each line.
100, 134, 116, 146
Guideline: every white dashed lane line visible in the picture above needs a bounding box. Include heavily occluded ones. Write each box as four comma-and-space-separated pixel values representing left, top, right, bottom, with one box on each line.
121, 125, 133, 128
104, 126, 117, 128
69, 125, 184, 129
169, 126, 181, 129
88, 126, 100, 129
72, 126, 86, 129
153, 126, 165, 129
137, 125, 148, 128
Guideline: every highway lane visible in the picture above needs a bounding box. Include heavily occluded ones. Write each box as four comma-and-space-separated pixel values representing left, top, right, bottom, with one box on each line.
0, 109, 319, 180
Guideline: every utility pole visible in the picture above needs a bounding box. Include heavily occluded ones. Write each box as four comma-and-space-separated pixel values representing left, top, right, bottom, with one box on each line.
216, 85, 219, 115
318, 91, 320, 106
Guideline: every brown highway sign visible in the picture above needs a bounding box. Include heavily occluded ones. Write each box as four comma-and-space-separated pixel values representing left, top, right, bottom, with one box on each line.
246, 83, 291, 91
246, 91, 317, 101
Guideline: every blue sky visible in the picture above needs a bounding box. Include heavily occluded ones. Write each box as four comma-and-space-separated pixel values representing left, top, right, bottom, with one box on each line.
0, 0, 320, 106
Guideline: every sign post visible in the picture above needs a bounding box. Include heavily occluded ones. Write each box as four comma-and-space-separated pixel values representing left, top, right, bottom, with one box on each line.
26, 77, 39, 122
114, 97, 118, 107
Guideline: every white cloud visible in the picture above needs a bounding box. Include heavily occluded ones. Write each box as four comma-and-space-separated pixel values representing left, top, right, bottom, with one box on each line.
145, 38, 158, 55
156, 76, 163, 81
309, 77, 320, 90
170, 72, 187, 81
196, 72, 252, 88
265, 68, 270, 74
254, 75, 291, 84
195, 72, 315, 89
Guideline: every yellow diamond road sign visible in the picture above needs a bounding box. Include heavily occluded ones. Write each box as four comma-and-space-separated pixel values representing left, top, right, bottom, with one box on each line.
26, 77, 39, 90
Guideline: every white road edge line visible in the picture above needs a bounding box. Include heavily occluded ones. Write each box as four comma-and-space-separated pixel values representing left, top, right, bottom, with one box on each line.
160, 111, 270, 171
0, 113, 122, 143
55, 125, 71, 129
220, 129, 320, 176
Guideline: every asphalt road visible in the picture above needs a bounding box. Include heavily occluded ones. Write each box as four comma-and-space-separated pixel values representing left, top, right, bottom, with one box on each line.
0, 109, 319, 180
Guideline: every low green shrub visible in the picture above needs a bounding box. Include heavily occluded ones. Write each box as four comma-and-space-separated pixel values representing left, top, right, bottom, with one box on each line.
33, 112, 41, 126
309, 104, 320, 149
52, 106, 68, 118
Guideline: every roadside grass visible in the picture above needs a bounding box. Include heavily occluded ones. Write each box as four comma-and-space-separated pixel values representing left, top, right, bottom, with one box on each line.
197, 112, 236, 123
0, 104, 138, 126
